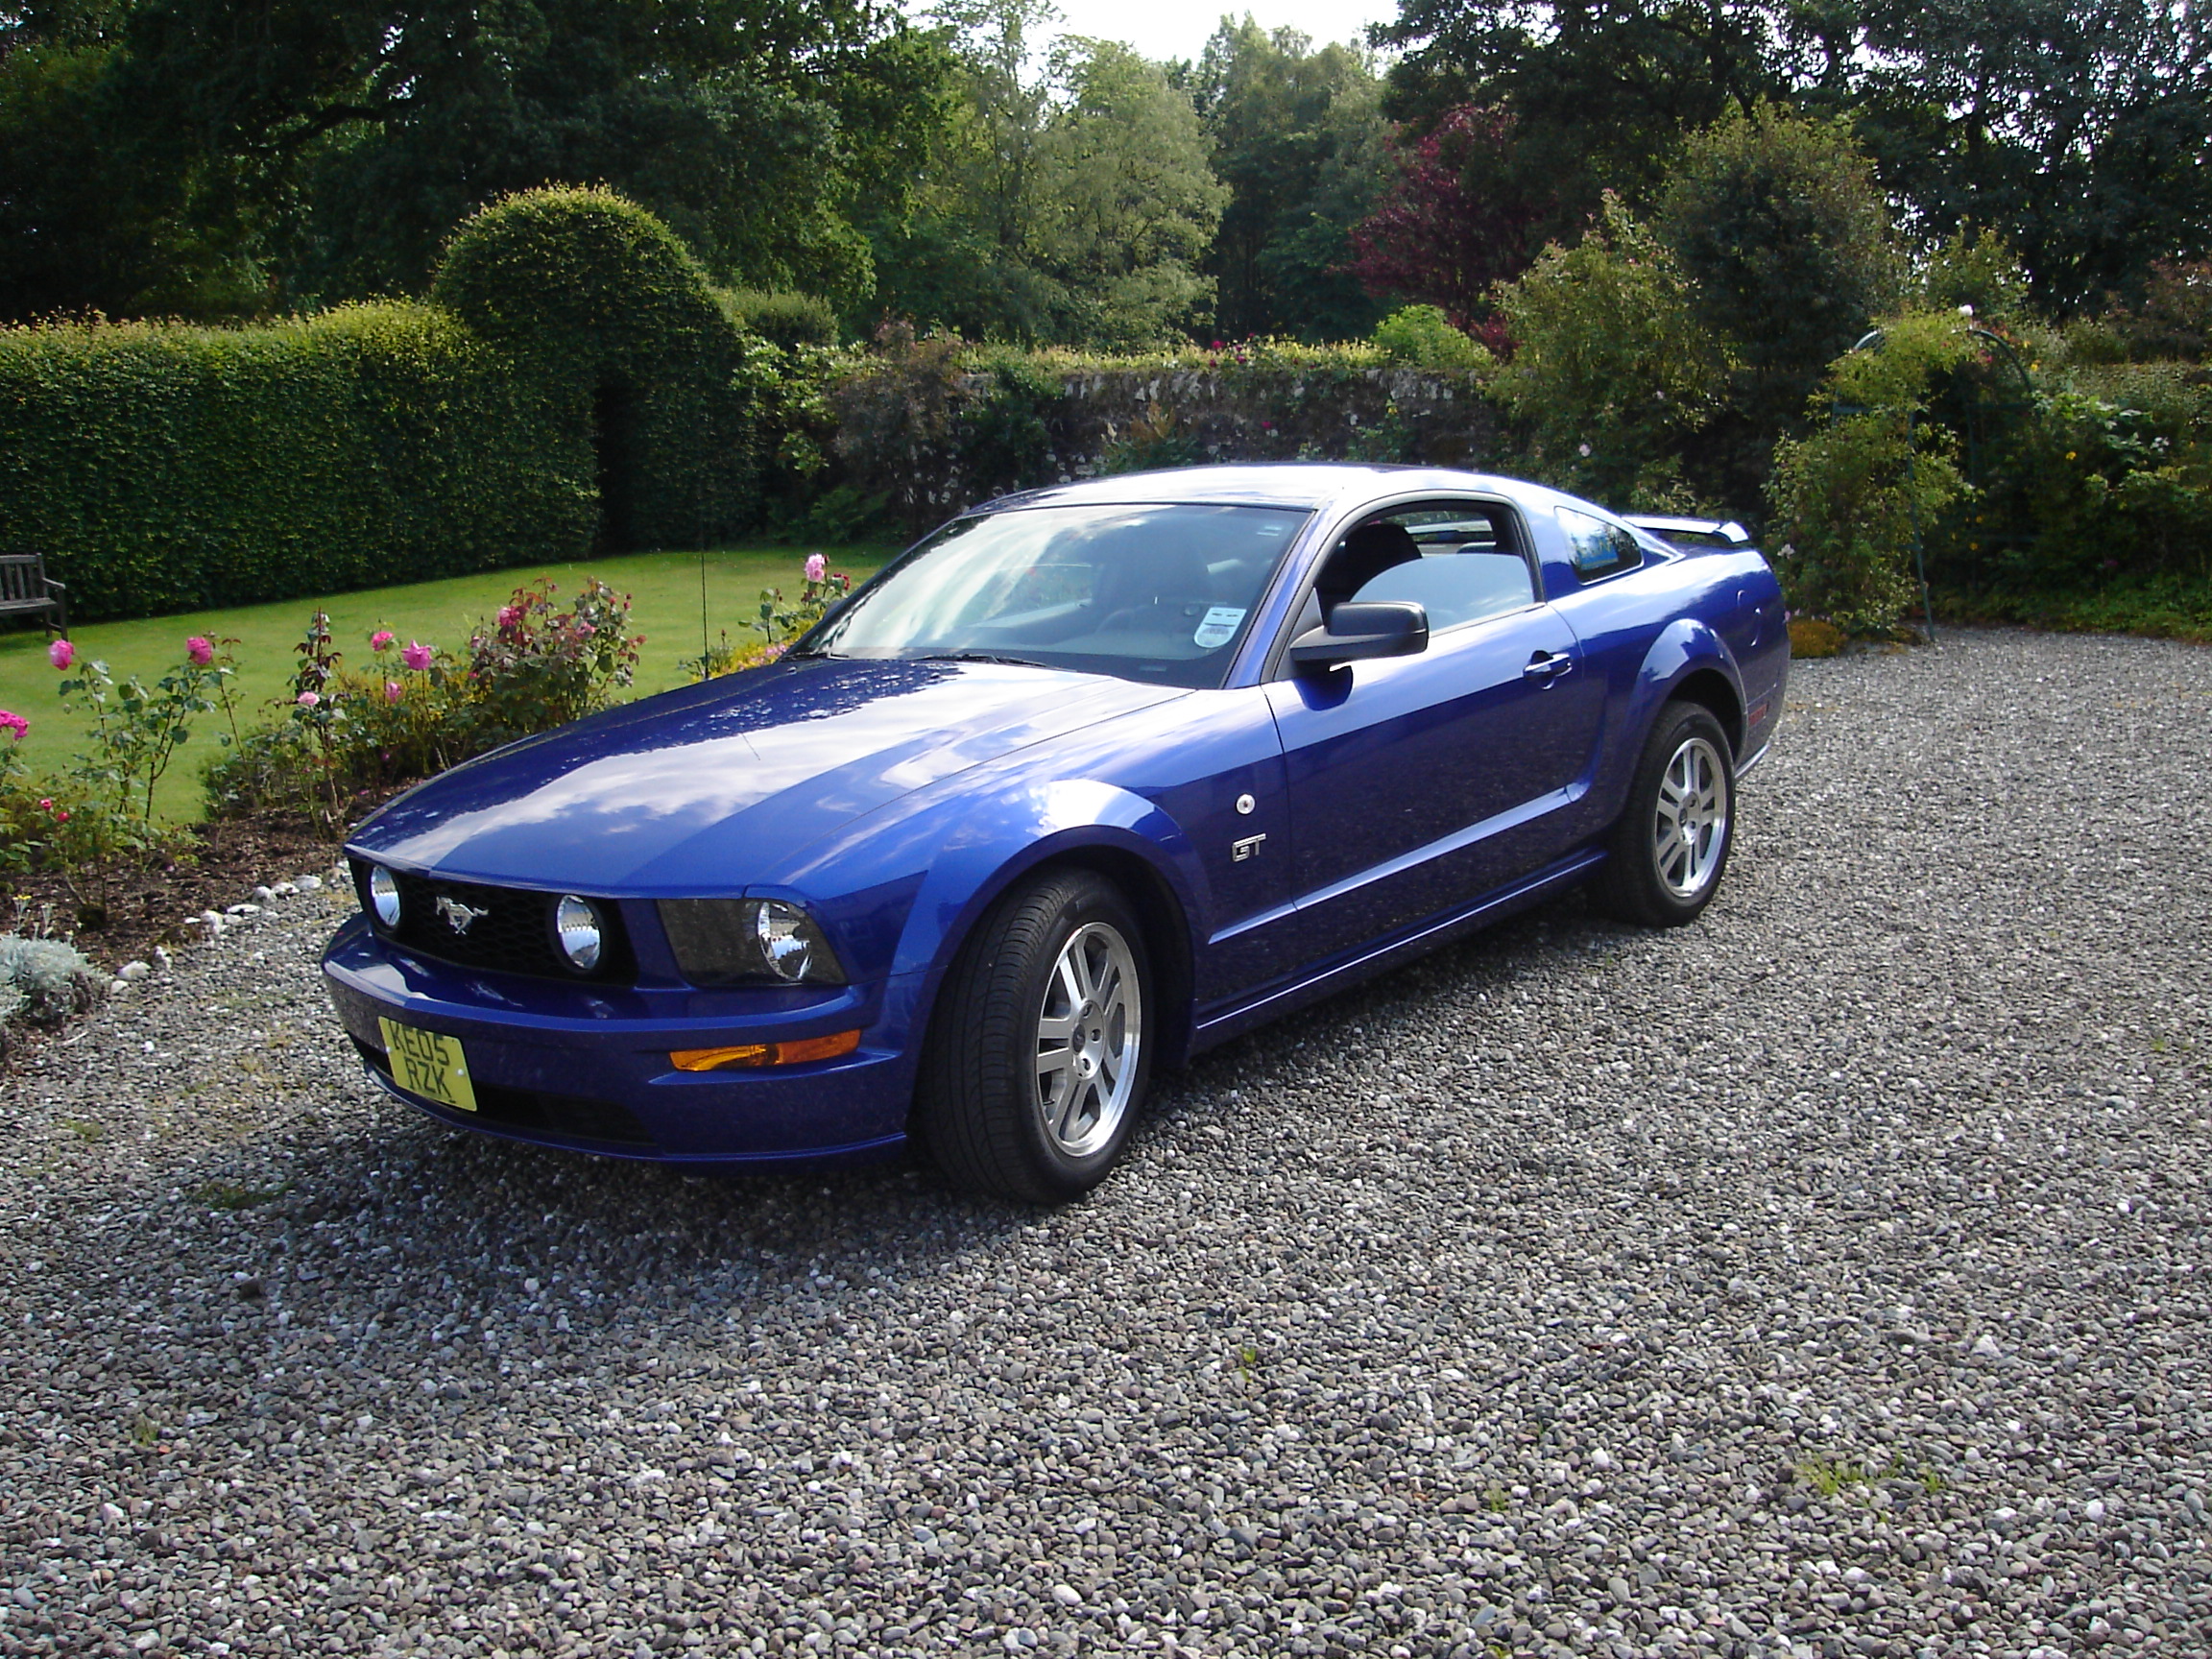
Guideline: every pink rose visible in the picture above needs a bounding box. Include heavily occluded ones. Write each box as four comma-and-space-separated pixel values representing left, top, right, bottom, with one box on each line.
370, 629, 396, 652
401, 641, 432, 671
385, 680, 403, 703
574, 620, 595, 637
47, 638, 73, 669
805, 553, 828, 584
36, 797, 53, 812
52, 809, 67, 823
496, 605, 521, 629
296, 690, 321, 708
0, 710, 24, 741
184, 636, 213, 666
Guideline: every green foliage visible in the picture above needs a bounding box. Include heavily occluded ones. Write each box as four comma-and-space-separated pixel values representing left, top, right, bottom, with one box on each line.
1659, 104, 1903, 499
1767, 312, 1976, 635
57, 647, 223, 827
1944, 388, 2212, 595
459, 578, 643, 747
1372, 304, 1488, 371
1920, 228, 2031, 326
0, 301, 592, 621
433, 187, 766, 552
1189, 19, 1394, 342
1484, 196, 1728, 509
0, 0, 953, 322
719, 290, 841, 350
2103, 259, 2212, 362
865, 10, 1226, 347
204, 584, 644, 826
1098, 405, 1205, 475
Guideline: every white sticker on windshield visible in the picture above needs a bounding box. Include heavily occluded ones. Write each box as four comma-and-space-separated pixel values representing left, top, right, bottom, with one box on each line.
1193, 606, 1246, 648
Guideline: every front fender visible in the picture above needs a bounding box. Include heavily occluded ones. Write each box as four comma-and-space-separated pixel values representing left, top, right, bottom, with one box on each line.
889, 779, 1200, 987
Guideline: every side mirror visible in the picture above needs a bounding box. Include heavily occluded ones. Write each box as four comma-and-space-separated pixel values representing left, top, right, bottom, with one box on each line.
1288, 601, 1430, 671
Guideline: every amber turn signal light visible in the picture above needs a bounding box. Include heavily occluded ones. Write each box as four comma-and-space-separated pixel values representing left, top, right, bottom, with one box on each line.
669, 1029, 861, 1072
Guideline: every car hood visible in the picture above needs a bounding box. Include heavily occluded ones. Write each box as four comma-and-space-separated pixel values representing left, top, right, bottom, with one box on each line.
349, 657, 1187, 891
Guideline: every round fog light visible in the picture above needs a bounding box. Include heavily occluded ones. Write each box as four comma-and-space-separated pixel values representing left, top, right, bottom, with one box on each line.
555, 895, 603, 972
368, 865, 401, 928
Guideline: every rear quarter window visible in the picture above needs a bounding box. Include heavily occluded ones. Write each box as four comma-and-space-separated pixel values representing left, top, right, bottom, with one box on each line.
1557, 507, 1643, 582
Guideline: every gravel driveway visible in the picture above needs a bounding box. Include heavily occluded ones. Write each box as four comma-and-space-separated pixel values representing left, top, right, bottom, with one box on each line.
3, 628, 2207, 1659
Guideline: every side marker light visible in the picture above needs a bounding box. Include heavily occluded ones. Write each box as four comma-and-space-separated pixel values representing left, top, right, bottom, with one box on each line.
670, 1029, 861, 1072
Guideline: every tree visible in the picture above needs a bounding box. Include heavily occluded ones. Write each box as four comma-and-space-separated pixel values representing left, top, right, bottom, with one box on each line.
1343, 104, 1549, 340
864, 4, 1225, 346
1373, 0, 2212, 316
1375, 0, 1800, 252
1485, 194, 1728, 507
1845, 0, 2212, 311
1656, 103, 1902, 501
1186, 16, 1393, 340
0, 0, 952, 319
1032, 38, 1228, 345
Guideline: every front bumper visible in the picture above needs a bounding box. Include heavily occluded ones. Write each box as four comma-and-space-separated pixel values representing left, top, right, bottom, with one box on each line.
321, 915, 924, 1166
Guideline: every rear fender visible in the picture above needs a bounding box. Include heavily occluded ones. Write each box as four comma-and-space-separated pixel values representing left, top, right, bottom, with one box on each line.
1597, 620, 1745, 818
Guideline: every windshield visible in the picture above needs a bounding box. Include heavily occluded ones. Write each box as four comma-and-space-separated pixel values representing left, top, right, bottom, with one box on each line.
802, 503, 1310, 688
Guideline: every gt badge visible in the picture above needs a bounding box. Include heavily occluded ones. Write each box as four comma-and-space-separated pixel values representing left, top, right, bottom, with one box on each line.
1232, 833, 1267, 862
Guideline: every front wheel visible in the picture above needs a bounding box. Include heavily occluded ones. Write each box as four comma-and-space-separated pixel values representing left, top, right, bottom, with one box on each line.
1596, 703, 1735, 927
917, 869, 1153, 1202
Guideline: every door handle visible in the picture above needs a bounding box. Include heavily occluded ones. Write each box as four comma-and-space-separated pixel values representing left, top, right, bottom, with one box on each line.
1523, 651, 1574, 683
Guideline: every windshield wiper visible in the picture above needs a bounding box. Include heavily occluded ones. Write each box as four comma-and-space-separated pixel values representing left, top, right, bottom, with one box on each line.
916, 650, 1051, 669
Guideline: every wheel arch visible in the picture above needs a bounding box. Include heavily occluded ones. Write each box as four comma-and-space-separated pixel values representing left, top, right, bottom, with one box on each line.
1668, 665, 1746, 758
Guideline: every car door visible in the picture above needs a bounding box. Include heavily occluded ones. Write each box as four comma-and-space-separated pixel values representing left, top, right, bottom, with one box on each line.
1262, 500, 1607, 961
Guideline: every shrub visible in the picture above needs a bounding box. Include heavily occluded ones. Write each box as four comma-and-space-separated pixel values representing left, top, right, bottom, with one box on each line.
432, 186, 767, 552
719, 289, 841, 349
0, 934, 101, 1026
0, 304, 593, 620
1372, 304, 1489, 371
1485, 195, 1728, 510
204, 584, 645, 825
460, 578, 643, 747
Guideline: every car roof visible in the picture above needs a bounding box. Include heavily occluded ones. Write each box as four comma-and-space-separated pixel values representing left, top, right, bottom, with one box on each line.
972, 463, 1542, 516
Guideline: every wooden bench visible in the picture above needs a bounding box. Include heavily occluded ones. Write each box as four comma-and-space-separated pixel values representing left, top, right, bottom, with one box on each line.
0, 554, 67, 635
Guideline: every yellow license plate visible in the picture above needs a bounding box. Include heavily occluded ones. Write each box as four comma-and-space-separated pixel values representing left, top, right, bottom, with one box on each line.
378, 1018, 478, 1113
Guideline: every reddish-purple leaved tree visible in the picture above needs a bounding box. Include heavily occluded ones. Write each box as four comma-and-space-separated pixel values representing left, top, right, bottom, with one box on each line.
1345, 105, 1551, 351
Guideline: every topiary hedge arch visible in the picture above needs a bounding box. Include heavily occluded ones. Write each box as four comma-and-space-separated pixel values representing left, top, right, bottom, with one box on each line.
433, 186, 764, 554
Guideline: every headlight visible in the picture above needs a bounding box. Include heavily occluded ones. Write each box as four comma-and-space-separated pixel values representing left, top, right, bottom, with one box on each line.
367, 865, 402, 928
554, 895, 603, 972
658, 898, 846, 986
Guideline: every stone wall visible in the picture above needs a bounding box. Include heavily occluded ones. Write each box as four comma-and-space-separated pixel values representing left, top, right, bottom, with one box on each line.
828, 352, 1509, 532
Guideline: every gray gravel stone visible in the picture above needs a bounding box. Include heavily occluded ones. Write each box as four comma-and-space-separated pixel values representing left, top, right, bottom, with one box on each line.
2, 627, 2208, 1657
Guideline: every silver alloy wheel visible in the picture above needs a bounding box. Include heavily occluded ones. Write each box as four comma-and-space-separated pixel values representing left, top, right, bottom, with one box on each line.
1652, 734, 1730, 900
1032, 920, 1143, 1159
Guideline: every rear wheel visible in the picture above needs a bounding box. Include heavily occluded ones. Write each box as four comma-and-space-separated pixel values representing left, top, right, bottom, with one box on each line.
917, 869, 1152, 1202
1597, 703, 1735, 926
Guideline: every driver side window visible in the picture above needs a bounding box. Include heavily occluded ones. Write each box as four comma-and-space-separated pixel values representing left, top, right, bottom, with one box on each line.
1312, 501, 1537, 632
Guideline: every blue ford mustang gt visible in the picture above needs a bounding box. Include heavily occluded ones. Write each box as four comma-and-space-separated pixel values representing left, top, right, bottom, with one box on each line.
324, 465, 1789, 1200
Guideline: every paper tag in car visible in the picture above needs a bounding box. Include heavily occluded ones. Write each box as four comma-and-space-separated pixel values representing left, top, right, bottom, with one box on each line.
1193, 607, 1246, 648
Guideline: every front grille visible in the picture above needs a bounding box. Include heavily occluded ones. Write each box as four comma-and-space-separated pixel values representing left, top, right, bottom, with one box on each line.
354, 1037, 655, 1147
353, 861, 636, 983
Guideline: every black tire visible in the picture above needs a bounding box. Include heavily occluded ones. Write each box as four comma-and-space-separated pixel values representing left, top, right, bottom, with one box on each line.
1596, 702, 1736, 927
917, 869, 1154, 1202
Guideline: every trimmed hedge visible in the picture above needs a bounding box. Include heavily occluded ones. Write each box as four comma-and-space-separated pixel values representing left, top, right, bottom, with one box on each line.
433, 187, 763, 555
0, 302, 593, 620
1, 186, 769, 623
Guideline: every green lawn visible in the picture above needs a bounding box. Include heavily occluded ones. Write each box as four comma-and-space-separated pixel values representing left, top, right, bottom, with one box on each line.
0, 542, 890, 822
